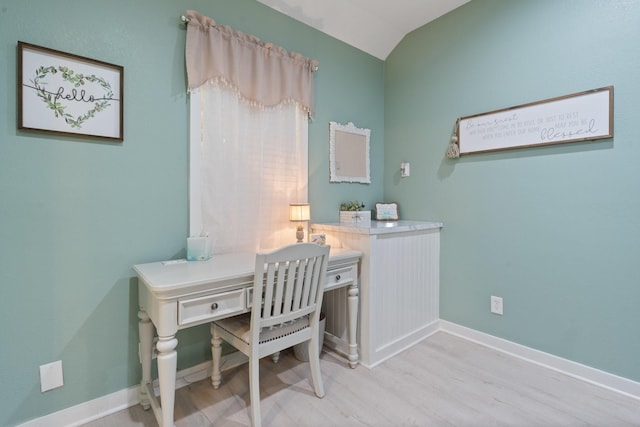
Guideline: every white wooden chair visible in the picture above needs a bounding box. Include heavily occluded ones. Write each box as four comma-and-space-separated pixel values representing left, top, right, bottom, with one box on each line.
210, 243, 331, 427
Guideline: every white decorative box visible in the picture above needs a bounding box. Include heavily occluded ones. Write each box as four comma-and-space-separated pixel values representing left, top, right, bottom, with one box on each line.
339, 210, 371, 225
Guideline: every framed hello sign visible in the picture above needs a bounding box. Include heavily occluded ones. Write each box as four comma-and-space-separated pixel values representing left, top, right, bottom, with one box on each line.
18, 41, 124, 141
457, 86, 613, 155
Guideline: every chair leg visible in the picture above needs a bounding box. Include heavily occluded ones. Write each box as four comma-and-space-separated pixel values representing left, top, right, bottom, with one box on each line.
210, 324, 222, 389
308, 338, 325, 398
248, 355, 261, 427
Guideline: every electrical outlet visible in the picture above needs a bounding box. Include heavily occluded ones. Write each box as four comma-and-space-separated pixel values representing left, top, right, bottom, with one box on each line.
490, 296, 503, 315
40, 360, 64, 392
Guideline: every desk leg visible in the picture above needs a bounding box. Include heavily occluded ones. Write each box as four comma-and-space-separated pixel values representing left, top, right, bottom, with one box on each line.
138, 310, 153, 410
347, 284, 359, 368
157, 335, 178, 427
210, 324, 222, 389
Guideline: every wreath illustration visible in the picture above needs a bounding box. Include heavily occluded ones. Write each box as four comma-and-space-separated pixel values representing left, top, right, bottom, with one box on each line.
30, 65, 115, 129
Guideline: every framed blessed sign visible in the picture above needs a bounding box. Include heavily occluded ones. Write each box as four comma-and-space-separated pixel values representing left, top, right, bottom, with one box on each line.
18, 41, 124, 141
457, 86, 613, 155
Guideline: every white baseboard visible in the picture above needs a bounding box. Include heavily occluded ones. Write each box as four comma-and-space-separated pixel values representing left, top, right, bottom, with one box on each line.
17, 386, 139, 427
20, 322, 640, 426
365, 319, 441, 368
17, 360, 212, 427
18, 351, 256, 427
439, 320, 640, 401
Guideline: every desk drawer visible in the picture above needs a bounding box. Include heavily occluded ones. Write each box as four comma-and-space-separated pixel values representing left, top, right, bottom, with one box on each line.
178, 289, 245, 326
325, 265, 355, 291
245, 263, 357, 305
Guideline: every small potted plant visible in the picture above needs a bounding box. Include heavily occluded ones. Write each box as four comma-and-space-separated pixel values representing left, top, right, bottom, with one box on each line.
339, 200, 371, 224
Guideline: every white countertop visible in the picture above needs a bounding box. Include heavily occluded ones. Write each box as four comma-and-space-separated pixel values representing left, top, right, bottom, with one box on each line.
134, 247, 362, 297
311, 220, 443, 235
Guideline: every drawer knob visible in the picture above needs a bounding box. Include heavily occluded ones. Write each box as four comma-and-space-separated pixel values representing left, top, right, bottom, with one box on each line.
211, 302, 219, 310
335, 274, 341, 281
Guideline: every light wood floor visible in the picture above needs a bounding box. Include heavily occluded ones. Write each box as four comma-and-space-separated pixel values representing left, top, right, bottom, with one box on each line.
83, 332, 640, 426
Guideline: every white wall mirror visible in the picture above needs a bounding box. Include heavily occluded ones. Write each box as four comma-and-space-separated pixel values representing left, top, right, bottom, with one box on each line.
329, 121, 371, 184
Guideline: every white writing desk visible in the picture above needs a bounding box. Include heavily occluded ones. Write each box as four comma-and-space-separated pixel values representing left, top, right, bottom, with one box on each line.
134, 247, 361, 427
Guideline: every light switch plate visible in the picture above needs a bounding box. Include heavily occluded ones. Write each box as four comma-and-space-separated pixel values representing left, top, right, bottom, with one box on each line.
400, 162, 410, 177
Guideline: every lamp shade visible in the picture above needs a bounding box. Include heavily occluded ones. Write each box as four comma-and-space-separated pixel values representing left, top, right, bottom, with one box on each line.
289, 203, 310, 221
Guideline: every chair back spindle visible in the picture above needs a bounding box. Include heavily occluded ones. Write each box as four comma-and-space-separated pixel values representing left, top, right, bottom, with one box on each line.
252, 245, 329, 332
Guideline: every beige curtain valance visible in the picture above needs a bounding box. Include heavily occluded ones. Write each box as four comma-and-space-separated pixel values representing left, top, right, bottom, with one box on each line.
184, 10, 318, 116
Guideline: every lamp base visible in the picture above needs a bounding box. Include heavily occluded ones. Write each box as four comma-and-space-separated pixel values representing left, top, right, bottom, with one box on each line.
296, 224, 305, 243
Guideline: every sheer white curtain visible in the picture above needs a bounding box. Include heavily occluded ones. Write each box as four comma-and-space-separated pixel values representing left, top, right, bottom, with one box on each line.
184, 10, 317, 253
190, 85, 308, 253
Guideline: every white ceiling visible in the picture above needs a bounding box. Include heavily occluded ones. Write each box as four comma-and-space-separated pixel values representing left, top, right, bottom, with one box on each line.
256, 0, 471, 60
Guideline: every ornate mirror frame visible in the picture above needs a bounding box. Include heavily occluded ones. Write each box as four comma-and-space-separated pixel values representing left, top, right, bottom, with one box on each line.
329, 121, 371, 184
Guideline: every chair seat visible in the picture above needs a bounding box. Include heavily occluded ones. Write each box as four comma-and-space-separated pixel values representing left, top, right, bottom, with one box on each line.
214, 314, 310, 346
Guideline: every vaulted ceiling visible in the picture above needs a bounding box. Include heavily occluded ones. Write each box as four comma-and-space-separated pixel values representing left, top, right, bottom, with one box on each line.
256, 0, 471, 60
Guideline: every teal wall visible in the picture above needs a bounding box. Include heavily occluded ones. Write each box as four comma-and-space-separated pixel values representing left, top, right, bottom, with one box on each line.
4, 0, 640, 424
385, 0, 640, 382
0, 0, 383, 425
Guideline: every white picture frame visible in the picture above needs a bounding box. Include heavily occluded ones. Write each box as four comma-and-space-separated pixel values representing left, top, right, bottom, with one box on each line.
329, 121, 371, 183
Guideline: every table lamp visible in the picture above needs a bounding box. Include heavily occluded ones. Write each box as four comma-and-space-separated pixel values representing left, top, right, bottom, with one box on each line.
289, 203, 310, 243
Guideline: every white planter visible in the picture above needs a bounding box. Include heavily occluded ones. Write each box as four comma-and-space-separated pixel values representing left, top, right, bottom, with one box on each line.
339, 210, 371, 225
